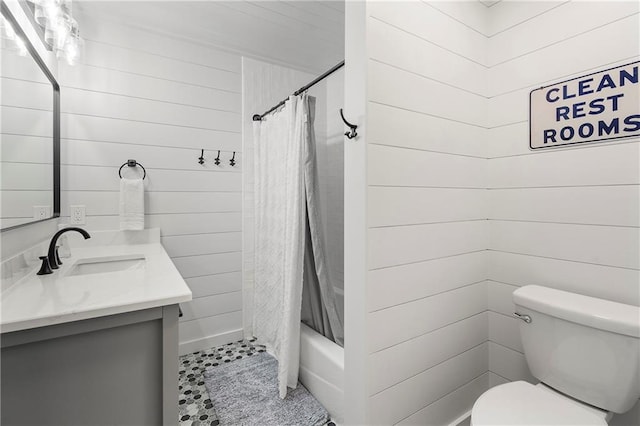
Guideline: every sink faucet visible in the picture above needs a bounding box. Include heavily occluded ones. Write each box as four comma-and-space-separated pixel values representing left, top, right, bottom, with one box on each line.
47, 227, 91, 270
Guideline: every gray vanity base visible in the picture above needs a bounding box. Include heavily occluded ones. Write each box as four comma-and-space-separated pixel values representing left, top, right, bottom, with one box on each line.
1, 304, 179, 426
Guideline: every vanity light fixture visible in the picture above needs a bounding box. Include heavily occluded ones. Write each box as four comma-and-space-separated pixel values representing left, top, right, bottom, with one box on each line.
32, 0, 83, 65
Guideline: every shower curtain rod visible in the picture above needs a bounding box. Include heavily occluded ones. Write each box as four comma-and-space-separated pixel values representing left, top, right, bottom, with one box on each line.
252, 60, 345, 121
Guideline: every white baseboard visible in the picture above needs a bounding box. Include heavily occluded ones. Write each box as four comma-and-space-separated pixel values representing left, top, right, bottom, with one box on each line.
179, 328, 244, 355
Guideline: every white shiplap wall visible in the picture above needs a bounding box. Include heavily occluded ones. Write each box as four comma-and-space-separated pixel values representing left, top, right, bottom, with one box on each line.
353, 1, 640, 424
60, 13, 243, 354
363, 2, 490, 424
486, 1, 640, 424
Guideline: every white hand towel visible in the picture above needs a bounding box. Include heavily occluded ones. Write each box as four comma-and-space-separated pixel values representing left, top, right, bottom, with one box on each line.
119, 177, 144, 230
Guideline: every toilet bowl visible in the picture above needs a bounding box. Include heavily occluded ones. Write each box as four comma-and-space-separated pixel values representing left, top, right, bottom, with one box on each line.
470, 285, 640, 426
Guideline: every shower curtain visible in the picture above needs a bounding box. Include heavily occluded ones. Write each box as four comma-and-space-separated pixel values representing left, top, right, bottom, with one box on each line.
300, 97, 344, 347
253, 93, 343, 398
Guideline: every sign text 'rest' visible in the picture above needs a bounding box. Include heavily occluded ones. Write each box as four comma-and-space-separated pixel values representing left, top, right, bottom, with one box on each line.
529, 61, 640, 150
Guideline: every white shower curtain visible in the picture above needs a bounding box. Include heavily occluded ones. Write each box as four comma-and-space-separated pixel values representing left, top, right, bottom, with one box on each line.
252, 92, 343, 398
253, 95, 307, 398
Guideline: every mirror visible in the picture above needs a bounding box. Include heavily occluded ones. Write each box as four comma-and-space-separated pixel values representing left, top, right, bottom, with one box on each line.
0, 3, 60, 231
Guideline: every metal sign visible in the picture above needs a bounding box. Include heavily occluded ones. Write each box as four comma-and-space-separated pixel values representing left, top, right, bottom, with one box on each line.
529, 61, 640, 150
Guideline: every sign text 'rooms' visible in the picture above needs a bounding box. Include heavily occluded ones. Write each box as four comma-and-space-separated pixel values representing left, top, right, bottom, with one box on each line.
529, 61, 640, 150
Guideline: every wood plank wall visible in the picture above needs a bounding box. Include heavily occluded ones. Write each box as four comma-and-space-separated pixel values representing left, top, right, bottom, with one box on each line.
58, 15, 244, 354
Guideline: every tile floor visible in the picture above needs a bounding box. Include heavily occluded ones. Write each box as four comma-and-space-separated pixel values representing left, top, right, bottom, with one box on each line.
178, 339, 266, 426
177, 339, 336, 426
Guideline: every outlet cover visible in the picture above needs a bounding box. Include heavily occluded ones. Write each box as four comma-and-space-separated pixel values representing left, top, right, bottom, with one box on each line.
33, 205, 51, 220
70, 205, 86, 225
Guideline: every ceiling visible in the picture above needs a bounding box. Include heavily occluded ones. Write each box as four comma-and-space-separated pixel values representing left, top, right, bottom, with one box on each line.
478, 0, 502, 7
76, 1, 345, 74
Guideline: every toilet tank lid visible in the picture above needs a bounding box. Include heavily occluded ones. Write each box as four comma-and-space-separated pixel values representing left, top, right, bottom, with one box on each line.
513, 286, 640, 338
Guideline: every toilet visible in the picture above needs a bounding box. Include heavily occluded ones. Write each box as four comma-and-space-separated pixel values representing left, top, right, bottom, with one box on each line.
471, 285, 640, 425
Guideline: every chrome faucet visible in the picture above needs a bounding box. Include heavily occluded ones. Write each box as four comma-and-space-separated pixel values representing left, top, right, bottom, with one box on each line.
47, 227, 91, 270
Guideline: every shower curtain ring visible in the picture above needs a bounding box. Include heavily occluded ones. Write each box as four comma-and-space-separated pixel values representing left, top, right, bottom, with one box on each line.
230, 151, 236, 167
214, 150, 221, 166
198, 149, 205, 165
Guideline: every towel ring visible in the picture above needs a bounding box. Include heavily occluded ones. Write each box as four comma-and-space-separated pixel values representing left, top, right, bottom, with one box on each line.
118, 159, 146, 179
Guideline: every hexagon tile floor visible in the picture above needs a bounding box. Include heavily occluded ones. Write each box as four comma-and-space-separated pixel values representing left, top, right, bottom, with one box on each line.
178, 339, 266, 426
177, 339, 337, 426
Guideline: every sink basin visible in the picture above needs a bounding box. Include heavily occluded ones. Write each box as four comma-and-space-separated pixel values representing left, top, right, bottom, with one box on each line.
66, 255, 146, 276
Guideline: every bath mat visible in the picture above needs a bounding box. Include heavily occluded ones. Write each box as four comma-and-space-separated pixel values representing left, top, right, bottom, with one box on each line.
203, 352, 329, 426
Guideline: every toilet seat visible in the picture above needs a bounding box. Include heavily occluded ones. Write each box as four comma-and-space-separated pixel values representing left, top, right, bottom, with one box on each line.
471, 381, 608, 425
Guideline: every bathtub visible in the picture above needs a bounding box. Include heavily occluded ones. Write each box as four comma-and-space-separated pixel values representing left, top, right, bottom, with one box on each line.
299, 322, 344, 424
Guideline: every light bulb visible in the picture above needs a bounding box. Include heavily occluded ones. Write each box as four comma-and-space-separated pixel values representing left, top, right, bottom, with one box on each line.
34, 3, 48, 27
27, 0, 82, 66
55, 18, 70, 50
44, 0, 60, 22
44, 24, 55, 47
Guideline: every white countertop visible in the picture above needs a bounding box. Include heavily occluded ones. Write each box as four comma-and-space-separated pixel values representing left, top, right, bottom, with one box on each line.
0, 230, 192, 333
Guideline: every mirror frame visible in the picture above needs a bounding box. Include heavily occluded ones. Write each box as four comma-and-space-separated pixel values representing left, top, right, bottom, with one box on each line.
1, 1, 60, 232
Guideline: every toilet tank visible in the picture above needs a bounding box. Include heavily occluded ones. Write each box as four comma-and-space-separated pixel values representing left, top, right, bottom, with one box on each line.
513, 285, 640, 413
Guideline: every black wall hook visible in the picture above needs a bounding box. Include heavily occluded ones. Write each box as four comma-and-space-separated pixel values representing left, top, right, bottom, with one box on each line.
198, 149, 205, 165
214, 150, 221, 166
230, 152, 236, 167
340, 108, 358, 139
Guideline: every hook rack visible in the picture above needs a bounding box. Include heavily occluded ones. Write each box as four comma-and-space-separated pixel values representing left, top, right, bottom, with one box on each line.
118, 159, 146, 179
340, 108, 358, 139
194, 149, 236, 166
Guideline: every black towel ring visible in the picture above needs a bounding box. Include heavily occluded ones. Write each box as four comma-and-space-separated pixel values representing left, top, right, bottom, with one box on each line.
118, 159, 146, 179
340, 108, 358, 139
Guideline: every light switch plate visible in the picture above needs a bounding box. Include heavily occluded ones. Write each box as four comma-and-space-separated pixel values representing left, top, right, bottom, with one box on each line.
70, 205, 86, 225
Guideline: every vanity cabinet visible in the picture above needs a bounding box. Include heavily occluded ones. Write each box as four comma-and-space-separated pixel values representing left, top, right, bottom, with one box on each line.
1, 304, 179, 426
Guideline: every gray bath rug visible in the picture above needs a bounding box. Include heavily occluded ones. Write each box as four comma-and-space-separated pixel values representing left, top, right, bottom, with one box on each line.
203, 352, 329, 426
